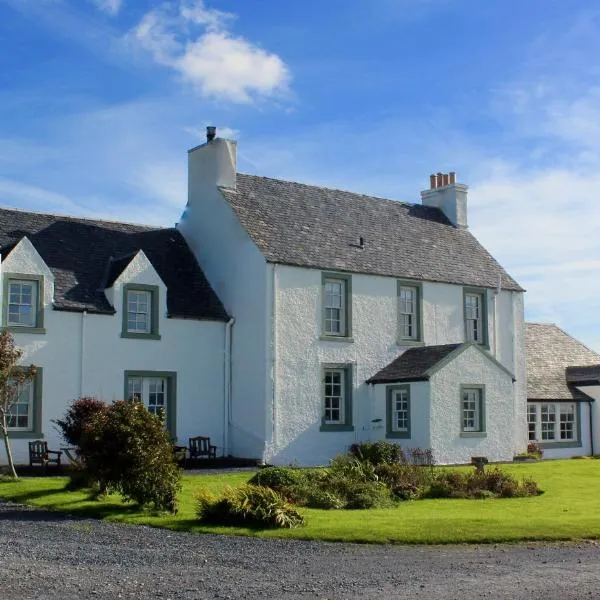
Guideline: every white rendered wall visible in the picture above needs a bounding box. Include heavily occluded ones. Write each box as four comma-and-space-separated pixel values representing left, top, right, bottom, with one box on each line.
429, 345, 515, 464
371, 381, 430, 451
178, 144, 269, 459
271, 265, 523, 466
2, 244, 225, 465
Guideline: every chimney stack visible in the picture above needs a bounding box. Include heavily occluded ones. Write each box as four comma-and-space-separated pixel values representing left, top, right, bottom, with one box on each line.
206, 126, 217, 142
421, 171, 469, 229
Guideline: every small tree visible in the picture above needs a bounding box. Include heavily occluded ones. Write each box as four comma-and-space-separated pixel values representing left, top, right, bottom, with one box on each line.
0, 330, 36, 479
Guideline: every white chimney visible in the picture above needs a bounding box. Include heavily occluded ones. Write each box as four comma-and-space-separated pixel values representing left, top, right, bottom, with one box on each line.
187, 126, 237, 196
420, 171, 468, 229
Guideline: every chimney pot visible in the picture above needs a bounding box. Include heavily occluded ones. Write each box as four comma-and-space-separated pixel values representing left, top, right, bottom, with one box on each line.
430, 174, 437, 189
442, 173, 449, 186
206, 126, 217, 142
449, 171, 456, 184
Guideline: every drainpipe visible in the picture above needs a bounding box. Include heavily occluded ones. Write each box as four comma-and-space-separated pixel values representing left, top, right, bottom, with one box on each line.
493, 274, 501, 358
79, 310, 87, 397
270, 264, 278, 460
589, 401, 594, 456
223, 317, 235, 457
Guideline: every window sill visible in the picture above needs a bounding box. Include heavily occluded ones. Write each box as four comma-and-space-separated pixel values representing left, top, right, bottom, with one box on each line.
121, 332, 161, 340
386, 431, 411, 439
5, 326, 46, 335
320, 424, 354, 432
8, 431, 44, 439
537, 440, 582, 449
319, 335, 354, 343
460, 431, 487, 438
396, 339, 425, 347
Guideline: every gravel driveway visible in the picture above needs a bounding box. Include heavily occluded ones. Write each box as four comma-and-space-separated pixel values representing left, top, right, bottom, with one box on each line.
0, 501, 599, 599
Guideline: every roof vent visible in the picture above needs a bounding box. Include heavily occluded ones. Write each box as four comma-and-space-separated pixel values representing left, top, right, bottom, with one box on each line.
206, 126, 217, 142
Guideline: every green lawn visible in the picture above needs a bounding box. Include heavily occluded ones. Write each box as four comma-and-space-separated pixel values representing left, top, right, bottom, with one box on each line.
1, 460, 599, 544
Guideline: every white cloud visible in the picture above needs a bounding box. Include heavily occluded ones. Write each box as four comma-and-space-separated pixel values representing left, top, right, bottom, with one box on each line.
90, 0, 122, 16
130, 0, 290, 103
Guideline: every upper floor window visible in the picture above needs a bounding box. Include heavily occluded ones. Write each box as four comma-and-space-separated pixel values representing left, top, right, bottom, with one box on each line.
397, 281, 422, 344
464, 289, 487, 345
121, 285, 161, 340
321, 273, 352, 339
3, 274, 45, 333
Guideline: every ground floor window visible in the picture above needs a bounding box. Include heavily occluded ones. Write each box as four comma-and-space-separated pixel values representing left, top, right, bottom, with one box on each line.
460, 385, 486, 436
386, 384, 411, 438
6, 368, 43, 437
124, 371, 177, 436
528, 402, 578, 443
320, 364, 353, 431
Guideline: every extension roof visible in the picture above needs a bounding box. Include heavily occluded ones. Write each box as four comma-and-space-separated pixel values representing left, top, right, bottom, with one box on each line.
220, 174, 523, 291
0, 208, 228, 321
566, 365, 600, 386
525, 323, 600, 401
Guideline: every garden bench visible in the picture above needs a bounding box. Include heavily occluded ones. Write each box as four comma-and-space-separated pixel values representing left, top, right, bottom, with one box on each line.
29, 441, 62, 470
188, 436, 217, 462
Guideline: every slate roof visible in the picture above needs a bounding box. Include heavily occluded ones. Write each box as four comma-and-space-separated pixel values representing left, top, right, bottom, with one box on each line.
525, 323, 600, 400
566, 365, 600, 386
0, 208, 228, 321
220, 174, 524, 291
366, 344, 461, 384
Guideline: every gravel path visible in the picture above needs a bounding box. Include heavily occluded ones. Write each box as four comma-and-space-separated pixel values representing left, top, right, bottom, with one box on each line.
0, 501, 599, 599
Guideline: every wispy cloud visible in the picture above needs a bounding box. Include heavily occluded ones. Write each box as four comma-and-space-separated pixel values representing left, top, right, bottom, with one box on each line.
129, 0, 290, 103
90, 0, 122, 16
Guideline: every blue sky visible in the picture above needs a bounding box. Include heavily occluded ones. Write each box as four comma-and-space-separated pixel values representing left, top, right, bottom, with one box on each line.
1, 0, 599, 352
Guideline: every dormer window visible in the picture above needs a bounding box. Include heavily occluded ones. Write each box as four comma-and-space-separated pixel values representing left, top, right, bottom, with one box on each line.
121, 284, 160, 340
3, 274, 45, 333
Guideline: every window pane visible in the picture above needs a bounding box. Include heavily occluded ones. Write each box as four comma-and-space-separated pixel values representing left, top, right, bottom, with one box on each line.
126, 290, 152, 333
399, 286, 417, 340
462, 388, 481, 431
323, 279, 346, 335
324, 369, 345, 424
7, 379, 33, 431
392, 389, 409, 432
465, 293, 483, 343
7, 280, 37, 327
527, 404, 537, 441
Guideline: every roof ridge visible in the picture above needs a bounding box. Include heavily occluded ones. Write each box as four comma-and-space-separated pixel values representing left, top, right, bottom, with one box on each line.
236, 172, 420, 210
0, 204, 164, 231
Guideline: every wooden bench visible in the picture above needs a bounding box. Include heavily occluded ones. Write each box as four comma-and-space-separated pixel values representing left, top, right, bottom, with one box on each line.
188, 436, 217, 463
29, 441, 62, 470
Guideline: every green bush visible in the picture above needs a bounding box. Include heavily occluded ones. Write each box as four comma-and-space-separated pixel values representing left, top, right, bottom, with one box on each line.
196, 484, 305, 528
248, 466, 307, 489
349, 441, 405, 466
54, 397, 108, 449
78, 400, 181, 512
285, 485, 346, 509
375, 463, 434, 500
428, 468, 542, 499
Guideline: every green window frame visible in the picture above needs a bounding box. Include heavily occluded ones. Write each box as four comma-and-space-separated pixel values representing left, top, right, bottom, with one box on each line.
463, 287, 489, 348
386, 384, 411, 439
7, 367, 43, 439
527, 401, 582, 449
321, 272, 353, 341
320, 363, 354, 431
2, 274, 45, 334
460, 384, 487, 438
397, 280, 424, 345
121, 284, 161, 340
124, 371, 177, 438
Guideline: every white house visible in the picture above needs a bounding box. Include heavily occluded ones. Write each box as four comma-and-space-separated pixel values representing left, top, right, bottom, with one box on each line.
525, 323, 600, 458
1, 127, 530, 467
178, 128, 528, 465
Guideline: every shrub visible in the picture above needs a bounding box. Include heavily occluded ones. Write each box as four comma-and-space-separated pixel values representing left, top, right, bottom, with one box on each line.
527, 442, 543, 459
196, 484, 305, 528
54, 397, 108, 449
78, 400, 181, 512
285, 485, 345, 509
248, 466, 307, 490
375, 463, 435, 500
349, 441, 405, 466
328, 454, 379, 481
428, 468, 542, 499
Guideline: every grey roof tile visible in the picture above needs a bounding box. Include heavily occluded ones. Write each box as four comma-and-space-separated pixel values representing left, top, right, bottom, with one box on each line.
220, 174, 524, 291
367, 344, 462, 384
525, 323, 600, 400
0, 208, 228, 321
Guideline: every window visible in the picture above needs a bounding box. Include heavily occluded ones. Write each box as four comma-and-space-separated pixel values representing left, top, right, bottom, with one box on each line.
6, 368, 43, 438
3, 275, 44, 332
121, 285, 160, 340
460, 385, 486, 436
321, 273, 352, 339
125, 371, 176, 435
528, 402, 580, 446
463, 289, 487, 346
397, 281, 423, 343
386, 385, 411, 438
320, 364, 353, 431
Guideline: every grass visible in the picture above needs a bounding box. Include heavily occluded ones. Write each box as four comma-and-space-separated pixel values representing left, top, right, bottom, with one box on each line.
1, 460, 600, 544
